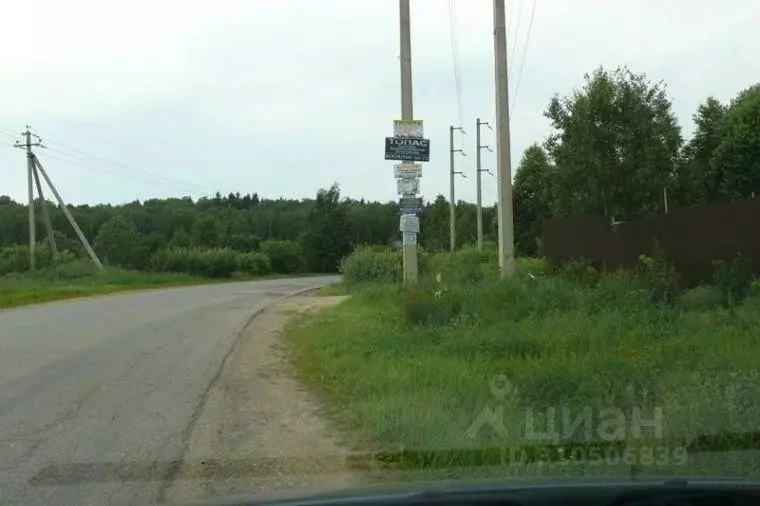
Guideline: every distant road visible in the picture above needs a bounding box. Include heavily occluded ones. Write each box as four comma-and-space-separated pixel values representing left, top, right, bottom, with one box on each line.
0, 276, 338, 506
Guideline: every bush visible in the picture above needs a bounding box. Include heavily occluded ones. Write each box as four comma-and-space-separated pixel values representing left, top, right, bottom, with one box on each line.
226, 233, 261, 253
635, 248, 680, 304
0, 243, 59, 274
339, 246, 402, 284
713, 254, 753, 306
427, 247, 499, 284
236, 252, 271, 276
0, 245, 33, 275
403, 283, 461, 327
559, 257, 600, 287
42, 260, 102, 280
260, 240, 307, 274
149, 247, 239, 278
679, 285, 724, 312
590, 268, 655, 311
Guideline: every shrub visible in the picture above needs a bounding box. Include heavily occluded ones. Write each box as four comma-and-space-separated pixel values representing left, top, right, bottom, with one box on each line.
679, 285, 723, 312
236, 252, 271, 276
260, 240, 306, 274
590, 268, 654, 311
149, 247, 239, 278
0, 245, 32, 275
713, 254, 753, 306
427, 247, 499, 284
559, 257, 600, 287
226, 233, 261, 253
635, 248, 680, 304
42, 260, 101, 280
339, 246, 402, 284
403, 283, 461, 327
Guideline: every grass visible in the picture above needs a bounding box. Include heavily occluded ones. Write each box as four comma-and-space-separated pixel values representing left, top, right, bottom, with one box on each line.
0, 261, 329, 310
286, 255, 760, 483
0, 262, 213, 309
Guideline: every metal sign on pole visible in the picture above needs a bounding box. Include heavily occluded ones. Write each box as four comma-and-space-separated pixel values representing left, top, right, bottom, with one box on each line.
385, 137, 430, 162
398, 196, 424, 216
400, 214, 420, 234
396, 178, 420, 195
394, 163, 422, 179
393, 119, 424, 138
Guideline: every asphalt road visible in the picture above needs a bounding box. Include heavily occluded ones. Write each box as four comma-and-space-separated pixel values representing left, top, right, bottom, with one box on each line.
0, 276, 338, 506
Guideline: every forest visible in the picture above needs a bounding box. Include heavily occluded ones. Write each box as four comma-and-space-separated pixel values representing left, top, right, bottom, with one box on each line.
1, 65, 759, 276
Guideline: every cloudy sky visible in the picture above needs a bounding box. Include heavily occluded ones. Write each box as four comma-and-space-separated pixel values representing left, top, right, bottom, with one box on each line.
0, 0, 758, 206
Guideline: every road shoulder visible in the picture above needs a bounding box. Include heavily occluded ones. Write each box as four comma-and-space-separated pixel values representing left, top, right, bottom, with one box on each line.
165, 293, 357, 503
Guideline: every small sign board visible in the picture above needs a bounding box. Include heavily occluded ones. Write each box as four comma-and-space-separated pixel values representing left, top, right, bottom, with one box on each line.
400, 215, 420, 233
385, 137, 430, 162
398, 196, 423, 216
402, 232, 418, 246
394, 163, 422, 179
393, 119, 424, 138
396, 178, 419, 195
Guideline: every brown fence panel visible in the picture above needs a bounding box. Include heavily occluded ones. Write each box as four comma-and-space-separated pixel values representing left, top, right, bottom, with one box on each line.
542, 198, 760, 287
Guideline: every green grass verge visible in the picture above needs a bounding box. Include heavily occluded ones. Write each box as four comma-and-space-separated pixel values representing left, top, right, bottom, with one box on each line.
283, 270, 760, 483
0, 262, 329, 309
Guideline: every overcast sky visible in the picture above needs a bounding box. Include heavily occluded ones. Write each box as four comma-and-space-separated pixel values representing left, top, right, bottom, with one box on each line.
0, 0, 758, 206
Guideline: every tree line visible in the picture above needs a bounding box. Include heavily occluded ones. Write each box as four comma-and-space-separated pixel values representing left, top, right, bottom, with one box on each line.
3, 64, 755, 273
513, 65, 760, 256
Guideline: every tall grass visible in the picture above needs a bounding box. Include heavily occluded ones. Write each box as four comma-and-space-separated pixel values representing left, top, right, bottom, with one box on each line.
285, 250, 760, 481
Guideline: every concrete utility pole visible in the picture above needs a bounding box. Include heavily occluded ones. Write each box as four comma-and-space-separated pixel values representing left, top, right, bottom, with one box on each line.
19, 128, 42, 269
476, 118, 492, 250
15, 127, 103, 271
449, 125, 465, 252
493, 0, 516, 277
399, 0, 418, 284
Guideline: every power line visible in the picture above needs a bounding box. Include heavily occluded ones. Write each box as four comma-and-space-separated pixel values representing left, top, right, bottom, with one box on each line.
36, 149, 210, 196
511, 0, 538, 113
35, 133, 209, 193
448, 0, 467, 162
508, 0, 525, 79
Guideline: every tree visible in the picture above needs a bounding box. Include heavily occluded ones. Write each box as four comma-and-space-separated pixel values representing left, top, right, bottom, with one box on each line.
192, 215, 219, 247
420, 195, 450, 251
299, 184, 352, 273
674, 96, 728, 205
94, 215, 144, 268
710, 84, 760, 201
545, 66, 682, 220
513, 144, 554, 256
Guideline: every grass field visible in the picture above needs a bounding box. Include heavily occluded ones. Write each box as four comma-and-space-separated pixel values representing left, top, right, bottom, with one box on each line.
284, 254, 760, 482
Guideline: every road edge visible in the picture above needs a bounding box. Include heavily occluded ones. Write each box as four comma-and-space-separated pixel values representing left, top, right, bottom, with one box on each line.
156, 283, 329, 502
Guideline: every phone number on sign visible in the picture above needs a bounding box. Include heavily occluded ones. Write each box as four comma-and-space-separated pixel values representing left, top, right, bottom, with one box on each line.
504, 446, 688, 467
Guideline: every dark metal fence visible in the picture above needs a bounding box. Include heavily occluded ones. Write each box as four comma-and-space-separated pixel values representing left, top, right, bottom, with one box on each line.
542, 197, 760, 287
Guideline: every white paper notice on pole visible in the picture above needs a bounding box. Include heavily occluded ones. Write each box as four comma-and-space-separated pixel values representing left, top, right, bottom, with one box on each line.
402, 231, 417, 246
394, 163, 422, 179
393, 119, 424, 138
399, 215, 420, 233
396, 178, 419, 195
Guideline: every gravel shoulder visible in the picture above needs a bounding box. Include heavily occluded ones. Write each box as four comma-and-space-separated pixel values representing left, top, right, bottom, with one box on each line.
165, 293, 358, 503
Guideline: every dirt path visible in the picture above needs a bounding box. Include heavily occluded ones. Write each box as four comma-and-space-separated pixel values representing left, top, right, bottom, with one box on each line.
164, 293, 358, 503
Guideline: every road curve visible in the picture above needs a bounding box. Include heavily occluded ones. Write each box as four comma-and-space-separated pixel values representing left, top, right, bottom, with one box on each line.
0, 276, 338, 506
